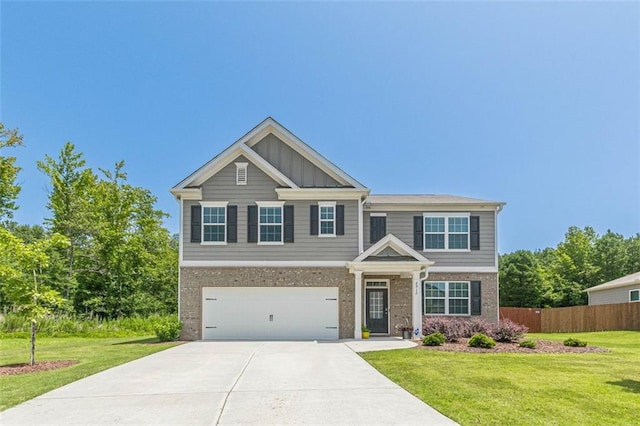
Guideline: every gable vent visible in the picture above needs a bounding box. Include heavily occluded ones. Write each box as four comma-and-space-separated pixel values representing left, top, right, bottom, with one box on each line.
235, 162, 248, 185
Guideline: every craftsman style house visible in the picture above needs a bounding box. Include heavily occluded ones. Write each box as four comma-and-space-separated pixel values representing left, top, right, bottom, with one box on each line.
171, 118, 505, 340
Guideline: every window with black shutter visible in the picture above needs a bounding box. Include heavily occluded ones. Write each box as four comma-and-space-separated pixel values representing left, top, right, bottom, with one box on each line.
247, 205, 258, 243
190, 205, 201, 243
227, 205, 237, 243
370, 215, 386, 244
284, 205, 294, 242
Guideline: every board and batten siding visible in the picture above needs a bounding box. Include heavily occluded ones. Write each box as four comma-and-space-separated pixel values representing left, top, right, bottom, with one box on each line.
252, 134, 342, 188
182, 156, 359, 261
362, 210, 497, 267
589, 284, 640, 305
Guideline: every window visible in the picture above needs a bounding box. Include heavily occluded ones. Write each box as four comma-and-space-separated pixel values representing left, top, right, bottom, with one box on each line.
631, 290, 640, 302
201, 202, 227, 244
424, 281, 470, 315
370, 213, 387, 244
235, 162, 248, 185
318, 202, 336, 236
257, 202, 284, 244
423, 214, 469, 251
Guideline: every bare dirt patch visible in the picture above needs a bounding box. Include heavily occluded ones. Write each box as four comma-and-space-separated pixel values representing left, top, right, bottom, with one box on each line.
416, 339, 608, 354
0, 360, 78, 376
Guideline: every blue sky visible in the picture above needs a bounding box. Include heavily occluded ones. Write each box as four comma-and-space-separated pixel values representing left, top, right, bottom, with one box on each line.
1, 1, 638, 253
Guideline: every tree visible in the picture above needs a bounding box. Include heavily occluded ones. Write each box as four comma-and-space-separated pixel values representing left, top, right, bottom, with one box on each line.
37, 142, 96, 300
0, 227, 69, 365
499, 250, 547, 307
0, 122, 24, 222
592, 230, 629, 285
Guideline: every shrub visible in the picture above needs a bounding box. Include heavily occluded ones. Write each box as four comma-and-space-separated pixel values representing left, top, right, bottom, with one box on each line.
422, 317, 465, 342
492, 319, 528, 343
519, 340, 537, 349
154, 318, 183, 342
468, 333, 496, 349
463, 318, 493, 338
563, 338, 587, 347
422, 332, 446, 346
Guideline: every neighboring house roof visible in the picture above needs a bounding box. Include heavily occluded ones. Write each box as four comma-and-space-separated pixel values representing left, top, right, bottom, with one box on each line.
584, 271, 640, 293
171, 117, 366, 197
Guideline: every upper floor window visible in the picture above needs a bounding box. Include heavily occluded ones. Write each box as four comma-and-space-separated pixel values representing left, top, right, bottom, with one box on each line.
235, 162, 248, 185
631, 289, 640, 302
257, 201, 284, 244
201, 202, 228, 244
424, 213, 469, 251
318, 202, 336, 237
424, 281, 470, 315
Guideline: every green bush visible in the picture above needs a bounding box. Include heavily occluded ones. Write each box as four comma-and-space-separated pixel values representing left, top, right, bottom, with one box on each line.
563, 337, 587, 347
468, 333, 496, 349
519, 340, 537, 349
154, 318, 182, 342
422, 332, 446, 346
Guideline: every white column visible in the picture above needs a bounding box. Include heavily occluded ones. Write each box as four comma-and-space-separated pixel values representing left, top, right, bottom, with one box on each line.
354, 271, 363, 339
412, 271, 422, 338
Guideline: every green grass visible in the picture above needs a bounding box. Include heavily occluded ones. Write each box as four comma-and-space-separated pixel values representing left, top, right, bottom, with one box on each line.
0, 336, 181, 411
360, 331, 640, 426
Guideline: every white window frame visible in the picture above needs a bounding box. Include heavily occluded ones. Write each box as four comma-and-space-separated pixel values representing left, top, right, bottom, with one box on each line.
423, 213, 471, 252
235, 162, 248, 185
630, 289, 640, 303
318, 201, 336, 237
256, 201, 285, 245
200, 201, 228, 245
423, 281, 471, 316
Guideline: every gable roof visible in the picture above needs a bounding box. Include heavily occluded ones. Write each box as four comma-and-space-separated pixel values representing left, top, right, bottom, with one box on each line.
584, 271, 640, 293
171, 117, 366, 196
353, 233, 432, 263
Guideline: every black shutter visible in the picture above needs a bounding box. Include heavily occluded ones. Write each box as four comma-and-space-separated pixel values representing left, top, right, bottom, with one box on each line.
284, 205, 294, 243
310, 205, 319, 235
190, 205, 201, 243
227, 205, 237, 243
336, 205, 345, 235
413, 216, 423, 250
470, 281, 481, 316
470, 215, 480, 250
247, 205, 258, 243
370, 216, 386, 244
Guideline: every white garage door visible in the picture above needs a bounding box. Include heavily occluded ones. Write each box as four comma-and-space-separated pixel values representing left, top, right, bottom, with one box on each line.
202, 287, 339, 340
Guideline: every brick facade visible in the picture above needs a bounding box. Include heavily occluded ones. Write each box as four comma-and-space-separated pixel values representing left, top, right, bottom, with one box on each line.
180, 267, 498, 340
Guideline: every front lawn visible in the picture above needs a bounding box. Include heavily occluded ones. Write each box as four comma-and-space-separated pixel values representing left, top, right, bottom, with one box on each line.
360, 331, 639, 426
0, 336, 180, 411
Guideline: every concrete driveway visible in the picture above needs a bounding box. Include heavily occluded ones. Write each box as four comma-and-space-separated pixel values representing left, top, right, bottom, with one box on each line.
1, 341, 457, 425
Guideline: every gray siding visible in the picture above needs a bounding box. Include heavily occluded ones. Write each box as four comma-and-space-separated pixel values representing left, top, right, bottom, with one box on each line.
252, 134, 342, 188
183, 156, 359, 261
363, 210, 496, 267
589, 284, 640, 305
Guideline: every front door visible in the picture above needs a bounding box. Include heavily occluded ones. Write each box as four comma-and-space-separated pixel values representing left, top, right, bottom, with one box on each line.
366, 288, 388, 334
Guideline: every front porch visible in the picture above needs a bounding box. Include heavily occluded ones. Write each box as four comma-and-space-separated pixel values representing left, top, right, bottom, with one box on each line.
347, 234, 434, 339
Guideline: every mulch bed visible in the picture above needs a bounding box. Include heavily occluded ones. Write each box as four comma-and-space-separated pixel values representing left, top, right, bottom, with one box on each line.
0, 360, 78, 376
416, 338, 608, 354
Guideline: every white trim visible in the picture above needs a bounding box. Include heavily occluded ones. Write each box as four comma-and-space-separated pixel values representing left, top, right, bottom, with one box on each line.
411, 271, 422, 338
256, 202, 285, 245
255, 201, 285, 207
178, 198, 183, 319
276, 188, 369, 201
354, 271, 363, 339
235, 162, 248, 185
370, 212, 387, 217
170, 188, 202, 200
318, 201, 336, 237
366, 204, 499, 212
200, 201, 229, 207
423, 281, 471, 316
180, 260, 348, 268
630, 289, 640, 303
358, 199, 364, 254
364, 279, 390, 334
353, 233, 433, 263
429, 266, 498, 273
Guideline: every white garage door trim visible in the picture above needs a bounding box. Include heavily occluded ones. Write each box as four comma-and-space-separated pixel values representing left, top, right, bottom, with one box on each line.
202, 287, 339, 340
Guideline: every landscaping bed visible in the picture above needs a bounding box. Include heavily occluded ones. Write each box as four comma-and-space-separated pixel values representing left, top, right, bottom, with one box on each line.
0, 360, 78, 376
416, 338, 608, 354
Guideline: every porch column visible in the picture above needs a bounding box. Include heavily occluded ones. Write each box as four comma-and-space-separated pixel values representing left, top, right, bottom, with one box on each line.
411, 271, 422, 338
354, 271, 363, 339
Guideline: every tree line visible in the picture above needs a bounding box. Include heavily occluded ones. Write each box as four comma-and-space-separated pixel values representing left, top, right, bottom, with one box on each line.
499, 226, 639, 308
0, 123, 177, 320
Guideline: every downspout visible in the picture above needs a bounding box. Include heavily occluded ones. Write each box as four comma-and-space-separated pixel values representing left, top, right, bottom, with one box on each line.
358, 197, 365, 254
178, 197, 183, 320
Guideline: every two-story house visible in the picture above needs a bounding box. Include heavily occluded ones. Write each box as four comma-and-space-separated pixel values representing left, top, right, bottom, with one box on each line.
171, 118, 505, 340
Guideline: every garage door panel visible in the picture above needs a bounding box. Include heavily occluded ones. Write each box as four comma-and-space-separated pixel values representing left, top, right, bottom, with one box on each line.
202, 287, 338, 340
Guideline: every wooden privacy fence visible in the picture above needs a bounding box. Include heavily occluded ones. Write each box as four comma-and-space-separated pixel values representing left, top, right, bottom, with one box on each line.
499, 307, 542, 333
500, 303, 640, 333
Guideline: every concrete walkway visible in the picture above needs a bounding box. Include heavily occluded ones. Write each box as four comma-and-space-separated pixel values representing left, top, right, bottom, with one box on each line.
1, 340, 457, 425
